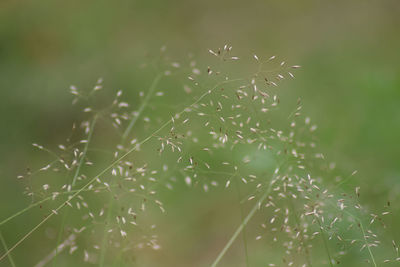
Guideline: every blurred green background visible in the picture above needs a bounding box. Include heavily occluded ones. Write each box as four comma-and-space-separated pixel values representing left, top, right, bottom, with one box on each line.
1, 0, 399, 266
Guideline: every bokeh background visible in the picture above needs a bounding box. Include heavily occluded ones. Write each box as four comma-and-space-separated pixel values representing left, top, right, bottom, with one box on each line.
1, 0, 399, 266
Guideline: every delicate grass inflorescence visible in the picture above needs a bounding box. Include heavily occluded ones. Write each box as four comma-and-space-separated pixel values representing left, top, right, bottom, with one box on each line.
0, 45, 397, 266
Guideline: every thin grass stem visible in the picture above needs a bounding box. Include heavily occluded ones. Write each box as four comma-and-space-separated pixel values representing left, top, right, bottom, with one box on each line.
235, 176, 249, 267
211, 177, 274, 267
316, 217, 333, 267
99, 193, 114, 267
0, 231, 16, 267
122, 73, 163, 141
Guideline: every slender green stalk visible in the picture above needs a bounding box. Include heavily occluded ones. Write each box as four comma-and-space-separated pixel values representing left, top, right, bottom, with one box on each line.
235, 176, 249, 267
99, 74, 163, 266
326, 201, 377, 266
52, 210, 69, 267
359, 221, 377, 267
0, 232, 16, 267
316, 218, 333, 267
122, 73, 163, 141
53, 115, 97, 266
0, 198, 49, 227
99, 193, 114, 267
211, 179, 274, 267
